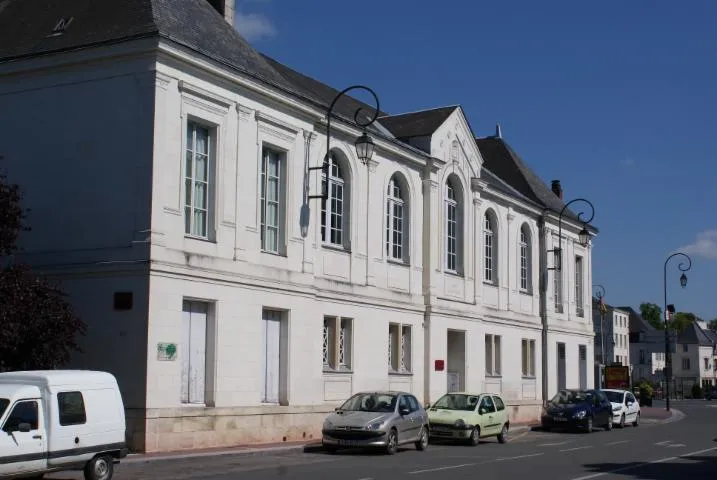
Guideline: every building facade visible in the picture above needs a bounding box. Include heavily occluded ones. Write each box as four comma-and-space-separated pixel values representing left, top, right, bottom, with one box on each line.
673, 323, 716, 394
593, 301, 631, 367
623, 307, 666, 384
0, 0, 596, 452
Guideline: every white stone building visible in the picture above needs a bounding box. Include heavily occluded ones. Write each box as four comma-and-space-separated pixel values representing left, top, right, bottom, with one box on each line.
593, 303, 630, 367
673, 322, 716, 393
0, 0, 596, 452
623, 306, 666, 384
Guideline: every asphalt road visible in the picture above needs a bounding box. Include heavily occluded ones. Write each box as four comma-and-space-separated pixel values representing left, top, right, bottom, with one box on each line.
48, 399, 717, 480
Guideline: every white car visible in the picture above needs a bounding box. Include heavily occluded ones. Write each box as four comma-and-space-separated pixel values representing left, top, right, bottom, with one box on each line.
602, 388, 640, 428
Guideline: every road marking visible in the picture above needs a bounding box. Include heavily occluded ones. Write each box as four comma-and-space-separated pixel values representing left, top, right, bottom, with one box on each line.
561, 446, 590, 452
495, 453, 543, 461
605, 440, 629, 446
568, 446, 717, 480
655, 441, 672, 445
356, 478, 373, 480
407, 453, 544, 474
667, 443, 686, 447
408, 463, 476, 474
538, 441, 571, 446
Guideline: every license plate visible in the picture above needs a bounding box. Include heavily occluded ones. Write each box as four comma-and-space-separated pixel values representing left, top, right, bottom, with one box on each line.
337, 439, 363, 446
432, 426, 449, 432
553, 417, 567, 422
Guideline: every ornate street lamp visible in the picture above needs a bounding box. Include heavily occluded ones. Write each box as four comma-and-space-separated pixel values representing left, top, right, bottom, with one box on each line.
547, 198, 595, 271
663, 251, 692, 412
301, 85, 380, 238
593, 284, 606, 386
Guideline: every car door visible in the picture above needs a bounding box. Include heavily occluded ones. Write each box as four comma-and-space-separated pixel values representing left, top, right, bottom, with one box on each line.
491, 395, 508, 427
595, 391, 611, 425
0, 399, 47, 476
477, 395, 498, 435
407, 395, 426, 439
625, 392, 638, 421
396, 395, 416, 441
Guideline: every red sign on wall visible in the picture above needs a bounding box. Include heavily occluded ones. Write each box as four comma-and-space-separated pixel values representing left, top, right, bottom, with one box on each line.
434, 359, 445, 371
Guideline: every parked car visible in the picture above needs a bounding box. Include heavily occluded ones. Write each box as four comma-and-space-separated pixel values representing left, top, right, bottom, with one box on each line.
602, 388, 641, 427
321, 391, 429, 455
425, 392, 509, 445
0, 370, 127, 480
705, 387, 717, 400
541, 389, 613, 433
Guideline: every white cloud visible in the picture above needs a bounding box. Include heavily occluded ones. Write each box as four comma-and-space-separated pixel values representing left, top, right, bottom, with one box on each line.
679, 230, 717, 260
234, 1, 277, 42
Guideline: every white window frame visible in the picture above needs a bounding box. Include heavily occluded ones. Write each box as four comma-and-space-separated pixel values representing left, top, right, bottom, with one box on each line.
484, 213, 497, 284
388, 323, 412, 374
521, 338, 536, 377
184, 120, 215, 239
386, 175, 408, 263
519, 225, 531, 292
181, 299, 216, 406
485, 334, 502, 376
323, 316, 352, 372
554, 239, 563, 312
321, 153, 349, 248
260, 146, 286, 255
575, 255, 584, 317
444, 179, 462, 274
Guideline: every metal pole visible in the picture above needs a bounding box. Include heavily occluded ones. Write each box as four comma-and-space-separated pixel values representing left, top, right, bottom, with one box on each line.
593, 285, 606, 388
663, 251, 692, 412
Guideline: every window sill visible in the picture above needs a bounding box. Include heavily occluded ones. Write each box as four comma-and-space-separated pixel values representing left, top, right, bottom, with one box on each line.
444, 270, 464, 278
184, 234, 216, 244
519, 289, 533, 296
485, 374, 503, 379
522, 376, 537, 380
322, 244, 351, 254
261, 249, 287, 257
483, 281, 498, 287
323, 368, 353, 374
389, 371, 413, 376
387, 258, 410, 267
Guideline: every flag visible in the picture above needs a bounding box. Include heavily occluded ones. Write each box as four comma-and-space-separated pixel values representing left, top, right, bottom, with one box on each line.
599, 295, 607, 315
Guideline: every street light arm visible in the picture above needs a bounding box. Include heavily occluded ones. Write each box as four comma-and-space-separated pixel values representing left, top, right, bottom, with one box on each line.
556, 198, 596, 248
592, 284, 605, 300
325, 85, 381, 162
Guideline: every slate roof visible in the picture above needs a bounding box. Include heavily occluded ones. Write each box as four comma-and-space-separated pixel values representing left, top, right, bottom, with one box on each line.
677, 322, 714, 347
378, 106, 459, 141
616, 306, 657, 334
476, 137, 596, 229
704, 329, 717, 345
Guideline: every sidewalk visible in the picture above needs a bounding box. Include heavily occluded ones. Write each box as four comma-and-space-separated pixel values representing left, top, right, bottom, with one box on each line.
123, 423, 534, 464
639, 406, 685, 423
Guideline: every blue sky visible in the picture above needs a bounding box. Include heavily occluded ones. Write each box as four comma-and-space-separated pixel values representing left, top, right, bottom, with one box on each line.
235, 0, 717, 320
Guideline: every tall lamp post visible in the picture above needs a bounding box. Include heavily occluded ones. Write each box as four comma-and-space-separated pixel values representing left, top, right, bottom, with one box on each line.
539, 198, 596, 404
663, 252, 691, 412
593, 284, 606, 387
301, 85, 380, 238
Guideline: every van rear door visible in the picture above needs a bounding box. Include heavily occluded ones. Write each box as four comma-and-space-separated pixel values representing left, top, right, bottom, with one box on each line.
0, 398, 47, 476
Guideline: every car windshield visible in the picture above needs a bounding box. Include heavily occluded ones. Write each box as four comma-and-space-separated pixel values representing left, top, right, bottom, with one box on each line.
550, 390, 593, 405
0, 398, 8, 418
432, 394, 480, 411
603, 391, 624, 403
339, 393, 397, 413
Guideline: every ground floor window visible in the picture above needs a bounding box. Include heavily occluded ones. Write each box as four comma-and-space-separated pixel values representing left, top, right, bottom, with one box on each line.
323, 316, 353, 372
388, 323, 412, 373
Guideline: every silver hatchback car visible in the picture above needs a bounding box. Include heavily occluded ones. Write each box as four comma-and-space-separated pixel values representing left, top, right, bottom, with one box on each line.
321, 391, 429, 455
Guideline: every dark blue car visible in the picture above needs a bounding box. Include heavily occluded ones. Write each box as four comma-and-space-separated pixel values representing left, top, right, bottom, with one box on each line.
541, 389, 613, 433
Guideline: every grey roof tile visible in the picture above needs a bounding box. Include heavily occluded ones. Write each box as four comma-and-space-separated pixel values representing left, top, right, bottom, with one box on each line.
378, 106, 458, 140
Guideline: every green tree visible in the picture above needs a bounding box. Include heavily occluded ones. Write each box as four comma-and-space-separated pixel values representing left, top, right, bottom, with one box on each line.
707, 319, 717, 332
670, 312, 696, 334
639, 302, 663, 330
0, 168, 86, 371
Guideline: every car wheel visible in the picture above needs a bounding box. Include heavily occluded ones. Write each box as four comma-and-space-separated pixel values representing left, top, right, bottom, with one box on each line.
84, 455, 114, 480
632, 413, 640, 427
497, 424, 508, 444
385, 429, 398, 455
585, 416, 593, 433
469, 427, 480, 446
415, 426, 429, 451
619, 413, 625, 428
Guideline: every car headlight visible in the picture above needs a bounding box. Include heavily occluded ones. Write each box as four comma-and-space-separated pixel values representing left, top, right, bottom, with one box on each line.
323, 419, 334, 430
573, 410, 586, 419
366, 421, 384, 431
454, 419, 466, 428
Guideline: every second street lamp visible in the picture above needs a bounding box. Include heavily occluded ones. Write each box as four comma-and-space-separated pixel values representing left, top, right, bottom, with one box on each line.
593, 284, 606, 386
547, 198, 595, 272
663, 251, 692, 412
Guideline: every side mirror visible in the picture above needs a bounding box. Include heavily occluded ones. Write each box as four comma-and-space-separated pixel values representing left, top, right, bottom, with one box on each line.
399, 407, 410, 416
17, 423, 31, 433
478, 407, 486, 415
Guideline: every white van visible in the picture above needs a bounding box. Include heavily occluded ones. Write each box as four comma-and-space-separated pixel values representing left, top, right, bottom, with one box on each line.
0, 370, 128, 480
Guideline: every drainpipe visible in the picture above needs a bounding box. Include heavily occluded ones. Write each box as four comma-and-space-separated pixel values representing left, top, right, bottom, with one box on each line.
538, 212, 549, 405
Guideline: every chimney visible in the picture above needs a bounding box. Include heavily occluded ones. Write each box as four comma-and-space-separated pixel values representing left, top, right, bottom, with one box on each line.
495, 123, 502, 138
206, 0, 235, 26
551, 180, 563, 199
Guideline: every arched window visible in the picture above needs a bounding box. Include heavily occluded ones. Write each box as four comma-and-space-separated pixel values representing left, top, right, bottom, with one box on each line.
386, 174, 408, 262
444, 176, 463, 273
484, 211, 498, 284
519, 224, 532, 292
321, 152, 350, 247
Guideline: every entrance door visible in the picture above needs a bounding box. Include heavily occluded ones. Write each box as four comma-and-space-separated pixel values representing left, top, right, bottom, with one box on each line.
578, 345, 587, 389
261, 309, 282, 404
557, 343, 566, 391
182, 301, 207, 404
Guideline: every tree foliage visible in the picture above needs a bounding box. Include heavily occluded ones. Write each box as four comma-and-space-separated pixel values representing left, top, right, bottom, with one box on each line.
708, 319, 717, 332
670, 312, 696, 334
639, 302, 663, 330
0, 169, 86, 372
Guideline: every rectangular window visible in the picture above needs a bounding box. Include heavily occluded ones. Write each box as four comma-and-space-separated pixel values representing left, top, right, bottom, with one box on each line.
705, 357, 709, 370
388, 323, 412, 373
57, 392, 87, 426
2, 401, 39, 432
484, 217, 494, 283
575, 256, 584, 317
184, 121, 213, 238
554, 265, 563, 313
261, 309, 283, 404
519, 231, 529, 291
323, 316, 352, 371
446, 197, 458, 271
181, 300, 209, 404
639, 349, 646, 364
521, 339, 536, 377
260, 147, 285, 254
485, 334, 502, 376
682, 358, 690, 370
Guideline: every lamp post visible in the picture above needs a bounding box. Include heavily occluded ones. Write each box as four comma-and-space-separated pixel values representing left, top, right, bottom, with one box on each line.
301, 85, 380, 238
663, 252, 692, 412
539, 198, 596, 404
593, 284, 606, 387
